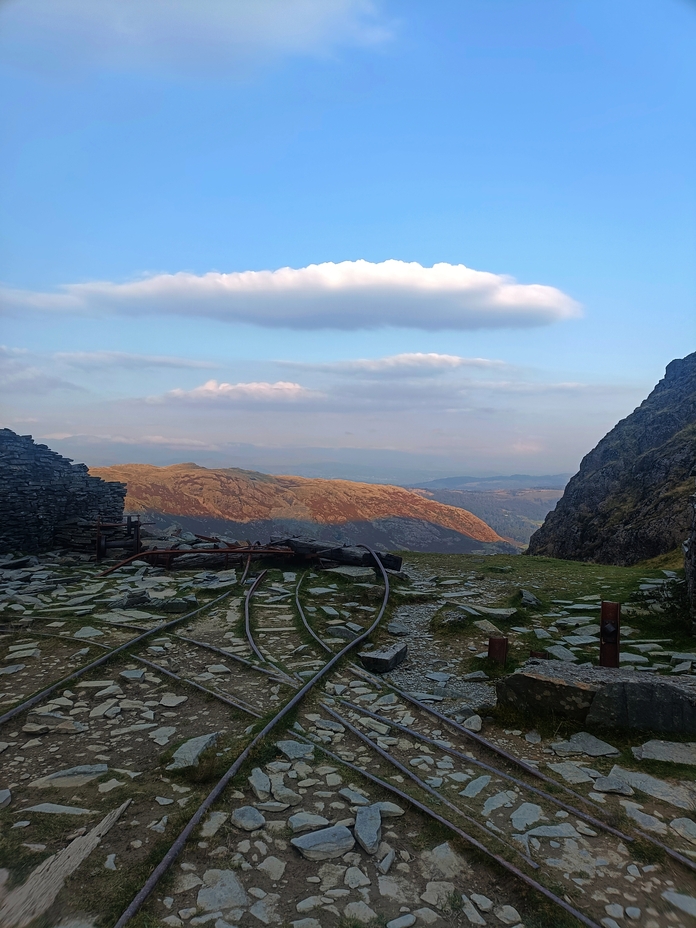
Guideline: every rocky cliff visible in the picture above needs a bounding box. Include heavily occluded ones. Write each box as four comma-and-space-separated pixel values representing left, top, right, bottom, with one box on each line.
527, 351, 696, 565
89, 462, 513, 553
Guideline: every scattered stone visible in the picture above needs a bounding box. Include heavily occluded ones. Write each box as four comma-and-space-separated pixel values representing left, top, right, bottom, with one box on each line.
160, 694, 188, 708
632, 740, 696, 765
166, 732, 221, 770
387, 916, 416, 928
670, 817, 696, 845
510, 803, 543, 831
593, 776, 633, 796
460, 776, 490, 798
525, 730, 541, 744
545, 645, 578, 662
661, 890, 696, 918
547, 762, 595, 785
288, 812, 330, 833
619, 802, 668, 834
551, 731, 619, 757
104, 854, 116, 871
354, 805, 382, 854
0, 789, 11, 808
250, 892, 281, 924
290, 825, 355, 860
463, 715, 482, 732
420, 881, 455, 908
196, 869, 249, 911
30, 765, 107, 789
343, 901, 378, 924
494, 905, 521, 925
248, 767, 271, 800
419, 842, 469, 880
231, 806, 266, 831
276, 740, 314, 760
24, 804, 93, 815
359, 642, 408, 674
339, 787, 370, 806
413, 907, 441, 924
200, 812, 229, 838
373, 801, 404, 818
149, 726, 176, 746
460, 894, 486, 925
120, 669, 145, 682
471, 894, 493, 912
345, 866, 371, 888
611, 765, 695, 810
520, 590, 541, 607
73, 626, 103, 639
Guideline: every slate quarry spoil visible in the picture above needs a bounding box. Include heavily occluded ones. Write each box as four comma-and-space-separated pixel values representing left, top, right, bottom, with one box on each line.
0, 553, 695, 928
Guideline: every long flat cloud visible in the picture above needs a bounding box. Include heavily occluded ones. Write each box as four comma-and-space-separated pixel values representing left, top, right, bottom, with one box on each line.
1, 259, 581, 331
153, 379, 321, 404
284, 352, 512, 376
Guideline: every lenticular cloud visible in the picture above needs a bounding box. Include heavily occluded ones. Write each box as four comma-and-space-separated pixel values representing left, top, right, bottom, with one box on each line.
2, 259, 581, 330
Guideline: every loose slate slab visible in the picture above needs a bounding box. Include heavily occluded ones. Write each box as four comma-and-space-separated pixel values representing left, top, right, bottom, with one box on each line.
662, 891, 696, 918
24, 804, 94, 815
0, 789, 11, 808
551, 731, 619, 757
30, 765, 108, 789
671, 817, 696, 845
276, 740, 314, 760
166, 732, 221, 770
610, 765, 695, 811
354, 805, 381, 854
632, 740, 696, 766
339, 787, 371, 806
359, 642, 408, 674
290, 825, 355, 860
0, 664, 25, 675
197, 869, 249, 911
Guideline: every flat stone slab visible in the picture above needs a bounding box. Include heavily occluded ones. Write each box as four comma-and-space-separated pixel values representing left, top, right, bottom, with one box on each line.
593, 776, 633, 795
510, 802, 543, 831
662, 891, 696, 918
288, 812, 330, 833
551, 731, 619, 757
24, 803, 94, 815
290, 824, 355, 860
632, 740, 696, 765
166, 732, 221, 770
610, 766, 695, 811
0, 789, 11, 808
197, 869, 249, 911
359, 642, 407, 674
545, 645, 578, 662
547, 762, 595, 785
354, 805, 381, 854
671, 817, 696, 845
276, 740, 314, 760
0, 664, 26, 675
339, 787, 371, 806
30, 764, 108, 789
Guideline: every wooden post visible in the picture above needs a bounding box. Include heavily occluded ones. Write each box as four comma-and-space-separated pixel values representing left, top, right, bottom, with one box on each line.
599, 601, 621, 667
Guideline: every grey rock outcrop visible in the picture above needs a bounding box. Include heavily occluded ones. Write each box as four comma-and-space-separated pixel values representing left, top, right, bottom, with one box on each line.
527, 352, 696, 565
0, 429, 125, 554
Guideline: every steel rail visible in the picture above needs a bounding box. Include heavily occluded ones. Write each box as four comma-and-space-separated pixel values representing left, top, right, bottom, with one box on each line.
295, 571, 333, 654
349, 663, 596, 806
336, 697, 631, 842
244, 570, 269, 663
132, 656, 261, 718
0, 584, 243, 727
175, 634, 296, 687
297, 735, 603, 928
98, 545, 294, 577
113, 546, 390, 928
320, 702, 538, 868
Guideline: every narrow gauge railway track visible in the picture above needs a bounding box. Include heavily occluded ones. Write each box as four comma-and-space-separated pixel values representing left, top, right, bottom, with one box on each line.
112, 547, 391, 927
0, 553, 390, 928
282, 608, 696, 928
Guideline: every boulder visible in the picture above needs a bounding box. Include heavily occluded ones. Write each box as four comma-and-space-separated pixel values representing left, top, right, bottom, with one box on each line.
358, 642, 408, 674
497, 659, 696, 733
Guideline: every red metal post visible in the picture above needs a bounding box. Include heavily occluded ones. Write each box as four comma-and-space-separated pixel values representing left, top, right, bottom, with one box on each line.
599, 601, 620, 668
488, 636, 509, 665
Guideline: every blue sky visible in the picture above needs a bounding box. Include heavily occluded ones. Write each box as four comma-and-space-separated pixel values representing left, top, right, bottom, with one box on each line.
1, 0, 694, 481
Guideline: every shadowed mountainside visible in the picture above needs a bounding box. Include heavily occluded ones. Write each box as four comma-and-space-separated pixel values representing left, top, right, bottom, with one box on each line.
527, 351, 696, 565
90, 462, 516, 553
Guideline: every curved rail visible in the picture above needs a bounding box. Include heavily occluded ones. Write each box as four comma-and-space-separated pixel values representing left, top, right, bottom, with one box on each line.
113, 547, 390, 928
295, 571, 333, 654
244, 569, 269, 662
0, 584, 243, 727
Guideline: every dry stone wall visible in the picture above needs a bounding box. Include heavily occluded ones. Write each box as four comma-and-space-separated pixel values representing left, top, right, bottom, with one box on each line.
0, 429, 126, 554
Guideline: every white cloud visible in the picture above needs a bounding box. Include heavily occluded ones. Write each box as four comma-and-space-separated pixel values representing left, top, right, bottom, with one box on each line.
154, 379, 321, 404
54, 351, 216, 370
288, 352, 511, 376
1, 259, 581, 331
0, 0, 390, 76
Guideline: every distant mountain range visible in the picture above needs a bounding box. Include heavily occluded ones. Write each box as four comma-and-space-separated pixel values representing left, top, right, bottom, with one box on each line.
91, 462, 519, 554
411, 473, 571, 491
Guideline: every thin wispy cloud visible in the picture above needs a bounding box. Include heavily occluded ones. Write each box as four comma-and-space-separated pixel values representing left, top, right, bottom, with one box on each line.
1, 0, 390, 77
152, 379, 321, 404
286, 352, 512, 377
1, 259, 581, 331
0, 346, 84, 395
55, 351, 217, 370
